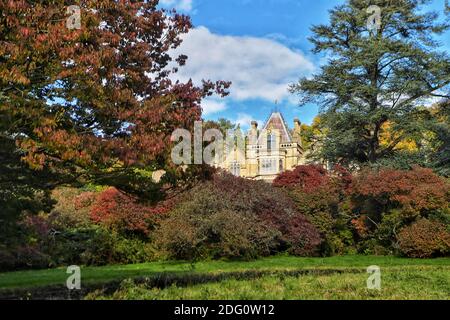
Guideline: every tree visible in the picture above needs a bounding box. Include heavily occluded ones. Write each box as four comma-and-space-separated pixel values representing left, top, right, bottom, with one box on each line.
0, 1, 230, 198
0, 1, 229, 251
204, 118, 236, 135
291, 0, 450, 164
426, 100, 450, 176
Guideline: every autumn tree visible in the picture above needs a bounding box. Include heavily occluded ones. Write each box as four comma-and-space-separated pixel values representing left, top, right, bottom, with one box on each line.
0, 0, 229, 199
0, 0, 229, 247
291, 0, 450, 165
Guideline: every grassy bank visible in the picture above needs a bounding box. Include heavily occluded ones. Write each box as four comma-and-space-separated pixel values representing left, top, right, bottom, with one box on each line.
90, 267, 450, 300
1, 255, 448, 289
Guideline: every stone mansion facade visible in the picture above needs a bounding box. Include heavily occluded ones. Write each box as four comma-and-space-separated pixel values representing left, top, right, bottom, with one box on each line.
214, 112, 305, 182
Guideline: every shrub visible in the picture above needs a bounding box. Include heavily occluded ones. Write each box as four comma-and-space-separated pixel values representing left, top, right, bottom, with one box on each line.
155, 208, 277, 260
90, 187, 171, 237
13, 245, 52, 270
155, 172, 321, 260
273, 164, 330, 191
49, 187, 99, 228
351, 166, 449, 218
398, 219, 450, 258
274, 165, 354, 256
349, 166, 450, 252
35, 226, 156, 267
0, 243, 51, 271
0, 247, 16, 271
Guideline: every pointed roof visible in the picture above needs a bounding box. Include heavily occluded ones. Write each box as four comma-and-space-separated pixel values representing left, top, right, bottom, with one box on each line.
261, 112, 292, 143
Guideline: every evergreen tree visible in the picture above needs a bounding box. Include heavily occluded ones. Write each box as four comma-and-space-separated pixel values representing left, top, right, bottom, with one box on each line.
291, 0, 450, 164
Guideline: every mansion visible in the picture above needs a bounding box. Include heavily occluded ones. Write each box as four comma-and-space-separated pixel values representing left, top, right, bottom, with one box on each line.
214, 112, 306, 182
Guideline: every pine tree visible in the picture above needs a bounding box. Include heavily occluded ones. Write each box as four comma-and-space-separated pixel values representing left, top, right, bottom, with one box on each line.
291, 0, 450, 164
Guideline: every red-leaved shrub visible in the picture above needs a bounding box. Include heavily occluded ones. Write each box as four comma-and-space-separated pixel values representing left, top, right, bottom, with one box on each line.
273, 165, 354, 255
90, 187, 172, 236
350, 167, 449, 254
398, 219, 450, 258
273, 164, 329, 191
351, 166, 449, 217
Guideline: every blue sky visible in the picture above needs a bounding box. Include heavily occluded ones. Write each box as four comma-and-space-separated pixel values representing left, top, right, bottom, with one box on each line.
161, 0, 450, 128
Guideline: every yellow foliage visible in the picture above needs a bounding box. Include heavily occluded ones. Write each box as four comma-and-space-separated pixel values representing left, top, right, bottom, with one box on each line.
379, 122, 418, 152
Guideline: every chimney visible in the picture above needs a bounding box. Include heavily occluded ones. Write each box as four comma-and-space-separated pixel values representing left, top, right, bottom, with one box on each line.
249, 121, 258, 144
293, 118, 302, 146
294, 118, 301, 130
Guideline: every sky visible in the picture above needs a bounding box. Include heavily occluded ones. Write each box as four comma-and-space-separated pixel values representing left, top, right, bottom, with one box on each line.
160, 0, 450, 128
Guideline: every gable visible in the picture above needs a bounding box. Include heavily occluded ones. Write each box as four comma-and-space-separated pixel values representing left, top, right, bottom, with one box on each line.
261, 112, 292, 143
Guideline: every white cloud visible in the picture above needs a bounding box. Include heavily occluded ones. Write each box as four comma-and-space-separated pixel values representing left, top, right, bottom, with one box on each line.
160, 0, 193, 12
172, 26, 315, 102
233, 113, 263, 130
201, 98, 227, 116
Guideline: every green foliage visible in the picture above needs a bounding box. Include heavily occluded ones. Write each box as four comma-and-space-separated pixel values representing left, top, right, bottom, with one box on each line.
291, 0, 450, 164
426, 101, 450, 176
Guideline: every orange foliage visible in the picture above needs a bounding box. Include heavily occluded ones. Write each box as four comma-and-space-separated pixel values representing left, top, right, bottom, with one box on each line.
398, 219, 450, 258
351, 167, 449, 216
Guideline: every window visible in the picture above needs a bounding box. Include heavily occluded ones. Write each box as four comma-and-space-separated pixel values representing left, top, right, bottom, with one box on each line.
260, 158, 277, 174
279, 159, 284, 172
267, 134, 276, 152
230, 162, 240, 176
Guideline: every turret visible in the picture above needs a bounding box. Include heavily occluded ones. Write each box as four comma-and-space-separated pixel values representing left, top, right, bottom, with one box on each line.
293, 118, 302, 147
249, 121, 258, 145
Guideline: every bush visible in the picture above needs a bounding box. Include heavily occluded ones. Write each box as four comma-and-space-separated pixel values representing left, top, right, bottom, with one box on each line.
273, 164, 330, 191
398, 219, 450, 258
351, 166, 449, 218
0, 244, 51, 271
36, 226, 155, 267
155, 208, 277, 260
50, 187, 98, 228
155, 172, 321, 260
350, 166, 450, 252
274, 165, 355, 256
90, 187, 171, 237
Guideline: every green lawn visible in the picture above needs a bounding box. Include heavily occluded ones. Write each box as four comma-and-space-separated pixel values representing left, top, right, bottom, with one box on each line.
90, 267, 450, 300
1, 255, 449, 294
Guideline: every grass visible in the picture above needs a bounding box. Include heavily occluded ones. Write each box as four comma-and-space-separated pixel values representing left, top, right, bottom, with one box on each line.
0, 255, 449, 292
90, 267, 450, 300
